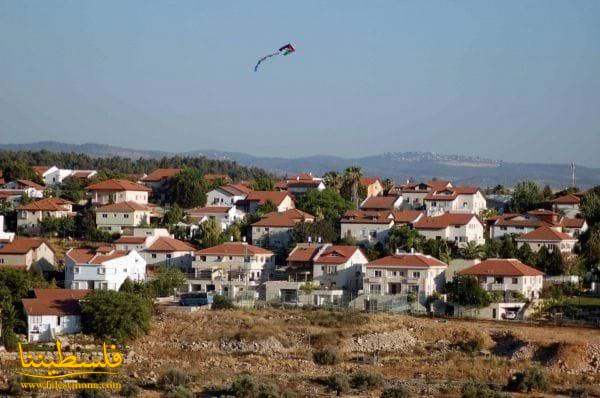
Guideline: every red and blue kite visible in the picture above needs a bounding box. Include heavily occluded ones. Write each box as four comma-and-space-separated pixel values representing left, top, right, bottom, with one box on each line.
254, 43, 295, 72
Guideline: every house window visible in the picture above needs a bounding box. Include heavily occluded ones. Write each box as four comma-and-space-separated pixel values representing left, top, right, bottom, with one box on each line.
31, 316, 42, 324
512, 278, 518, 284
370, 230, 377, 238
57, 317, 61, 326
495, 277, 503, 284
0, 259, 3, 264
102, 214, 108, 218
74, 267, 80, 274
370, 284, 381, 294
124, 214, 129, 219
97, 268, 105, 275
166, 254, 172, 259
374, 270, 382, 277
412, 271, 421, 278
151, 254, 157, 259
411, 285, 419, 293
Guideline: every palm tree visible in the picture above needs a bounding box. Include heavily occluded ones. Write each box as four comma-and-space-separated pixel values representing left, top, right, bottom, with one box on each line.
343, 166, 362, 208
323, 171, 343, 193
381, 178, 394, 195
459, 241, 485, 260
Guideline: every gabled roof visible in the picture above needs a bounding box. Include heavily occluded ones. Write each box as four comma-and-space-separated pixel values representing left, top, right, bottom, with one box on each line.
287, 244, 322, 263
287, 173, 317, 181
560, 217, 586, 229
427, 180, 452, 190
219, 183, 252, 196
459, 258, 544, 277
253, 208, 315, 227
341, 210, 393, 224
360, 177, 381, 186
33, 166, 50, 176
96, 201, 150, 212
195, 242, 272, 256
0, 238, 53, 254
19, 197, 72, 211
425, 186, 480, 201
515, 225, 576, 242
315, 245, 362, 264
115, 236, 147, 245
493, 214, 547, 228
187, 206, 233, 215
17, 179, 45, 190
392, 210, 424, 224
367, 253, 447, 268
22, 289, 90, 316
86, 179, 151, 192
286, 180, 323, 188
552, 193, 581, 205
203, 174, 231, 183
245, 191, 291, 206
66, 247, 130, 264
414, 213, 478, 229
146, 237, 195, 252
70, 170, 96, 178
360, 196, 401, 210
141, 168, 181, 182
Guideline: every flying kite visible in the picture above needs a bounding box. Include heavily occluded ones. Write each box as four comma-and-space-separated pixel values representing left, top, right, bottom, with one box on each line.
254, 43, 295, 72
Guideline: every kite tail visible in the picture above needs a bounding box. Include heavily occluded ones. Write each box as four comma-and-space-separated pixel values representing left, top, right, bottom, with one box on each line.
254, 52, 280, 72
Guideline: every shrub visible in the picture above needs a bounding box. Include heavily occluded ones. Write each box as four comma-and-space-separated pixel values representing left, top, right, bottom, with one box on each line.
381, 386, 411, 398
506, 366, 548, 393
212, 294, 234, 310
456, 336, 486, 354
120, 383, 141, 397
462, 380, 506, 398
230, 374, 282, 398
312, 349, 338, 365
7, 375, 23, 396
349, 370, 383, 390
2, 330, 19, 352
163, 385, 194, 398
159, 368, 191, 390
324, 374, 350, 396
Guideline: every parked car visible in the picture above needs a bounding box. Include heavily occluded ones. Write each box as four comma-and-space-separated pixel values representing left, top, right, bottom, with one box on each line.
502, 311, 517, 320
179, 292, 213, 307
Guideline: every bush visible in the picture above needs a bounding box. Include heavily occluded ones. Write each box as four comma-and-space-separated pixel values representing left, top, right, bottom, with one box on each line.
312, 349, 338, 365
159, 368, 191, 390
120, 383, 141, 398
349, 370, 383, 390
212, 294, 234, 310
462, 380, 506, 398
163, 385, 194, 398
456, 336, 486, 354
230, 374, 282, 398
506, 366, 548, 393
7, 375, 23, 396
381, 386, 411, 398
324, 374, 350, 396
2, 330, 19, 352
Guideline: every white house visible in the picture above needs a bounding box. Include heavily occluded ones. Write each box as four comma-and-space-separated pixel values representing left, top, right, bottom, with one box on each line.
251, 209, 315, 249
140, 168, 181, 191
312, 245, 368, 294
22, 289, 90, 342
515, 225, 578, 254
17, 197, 73, 234
241, 191, 295, 214
552, 193, 581, 216
340, 211, 394, 244
364, 253, 447, 304
206, 184, 251, 207
0, 215, 15, 244
188, 242, 275, 298
2, 179, 45, 199
360, 195, 403, 211
392, 210, 425, 226
114, 228, 171, 251
400, 180, 453, 208
86, 179, 151, 205
143, 236, 195, 269
65, 246, 146, 290
0, 238, 55, 271
187, 206, 246, 231
279, 173, 326, 197
459, 258, 544, 300
413, 213, 485, 247
36, 166, 97, 186
489, 213, 546, 239
424, 186, 486, 216
95, 201, 152, 233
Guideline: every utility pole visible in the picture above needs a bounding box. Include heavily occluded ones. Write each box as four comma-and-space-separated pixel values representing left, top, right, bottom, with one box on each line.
571, 162, 576, 188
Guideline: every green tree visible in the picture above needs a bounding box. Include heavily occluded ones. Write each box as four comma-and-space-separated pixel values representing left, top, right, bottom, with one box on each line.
386, 225, 425, 254
498, 235, 517, 258
150, 266, 187, 297
193, 218, 225, 249
423, 239, 452, 263
162, 204, 184, 226
535, 247, 564, 276
290, 220, 337, 245
342, 166, 362, 208
251, 176, 275, 191
221, 222, 243, 242
580, 225, 600, 268
581, 186, 600, 226
81, 290, 152, 342
516, 243, 535, 265
323, 171, 343, 193
541, 185, 554, 201
445, 275, 491, 307
168, 168, 207, 208
257, 199, 277, 215
296, 189, 352, 222
459, 241, 485, 260
57, 176, 86, 203
511, 181, 542, 213
381, 178, 394, 195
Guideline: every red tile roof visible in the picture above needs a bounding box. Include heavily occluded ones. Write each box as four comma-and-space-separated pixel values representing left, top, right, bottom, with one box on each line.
494, 214, 547, 228
86, 179, 151, 192
341, 210, 393, 224
287, 245, 322, 263
96, 201, 150, 212
253, 209, 315, 227
367, 253, 447, 268
552, 194, 581, 205
427, 180, 452, 190
220, 183, 252, 196
361, 196, 401, 210
315, 245, 362, 264
360, 177, 381, 186
66, 248, 130, 264
187, 206, 233, 215
392, 210, 424, 224
141, 168, 181, 182
414, 213, 478, 229
19, 197, 72, 211
425, 186, 480, 201
287, 173, 317, 181
146, 237, 195, 252
17, 179, 45, 190
0, 238, 53, 254
515, 225, 576, 242
70, 170, 96, 178
286, 180, 323, 188
246, 191, 291, 206
195, 242, 272, 256
560, 218, 586, 229
460, 259, 544, 277
22, 289, 90, 316
115, 236, 147, 244
33, 166, 50, 176
204, 174, 232, 183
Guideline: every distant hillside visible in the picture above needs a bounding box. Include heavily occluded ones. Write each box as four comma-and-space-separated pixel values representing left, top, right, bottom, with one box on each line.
2, 141, 599, 188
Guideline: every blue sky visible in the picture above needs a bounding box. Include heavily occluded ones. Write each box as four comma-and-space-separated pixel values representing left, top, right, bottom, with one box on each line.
1, 1, 599, 166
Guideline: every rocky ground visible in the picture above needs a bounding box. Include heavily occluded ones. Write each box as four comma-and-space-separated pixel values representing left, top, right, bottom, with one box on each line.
1, 307, 600, 397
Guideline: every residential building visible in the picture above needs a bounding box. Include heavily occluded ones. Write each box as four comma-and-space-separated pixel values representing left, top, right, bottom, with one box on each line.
340, 211, 394, 244
515, 225, 578, 253
364, 253, 447, 303
2, 179, 45, 199
490, 209, 586, 239
392, 210, 425, 226
313, 245, 368, 293
95, 201, 152, 233
17, 197, 73, 233
203, 174, 232, 185
360, 177, 383, 198
400, 180, 453, 208
560, 217, 588, 237
65, 246, 146, 290
114, 228, 171, 251
413, 213, 485, 246
0, 215, 15, 244
206, 183, 251, 207
143, 236, 195, 269
277, 173, 326, 197
35, 166, 97, 186
0, 238, 55, 271
360, 195, 403, 211
552, 193, 581, 216
459, 258, 544, 300
188, 242, 275, 298
22, 289, 90, 342
242, 191, 295, 213
140, 168, 181, 191
423, 186, 487, 216
186, 206, 245, 231
86, 179, 151, 205
251, 209, 315, 249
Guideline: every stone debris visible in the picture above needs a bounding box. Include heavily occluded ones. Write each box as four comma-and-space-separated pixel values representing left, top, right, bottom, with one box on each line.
341, 330, 418, 353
